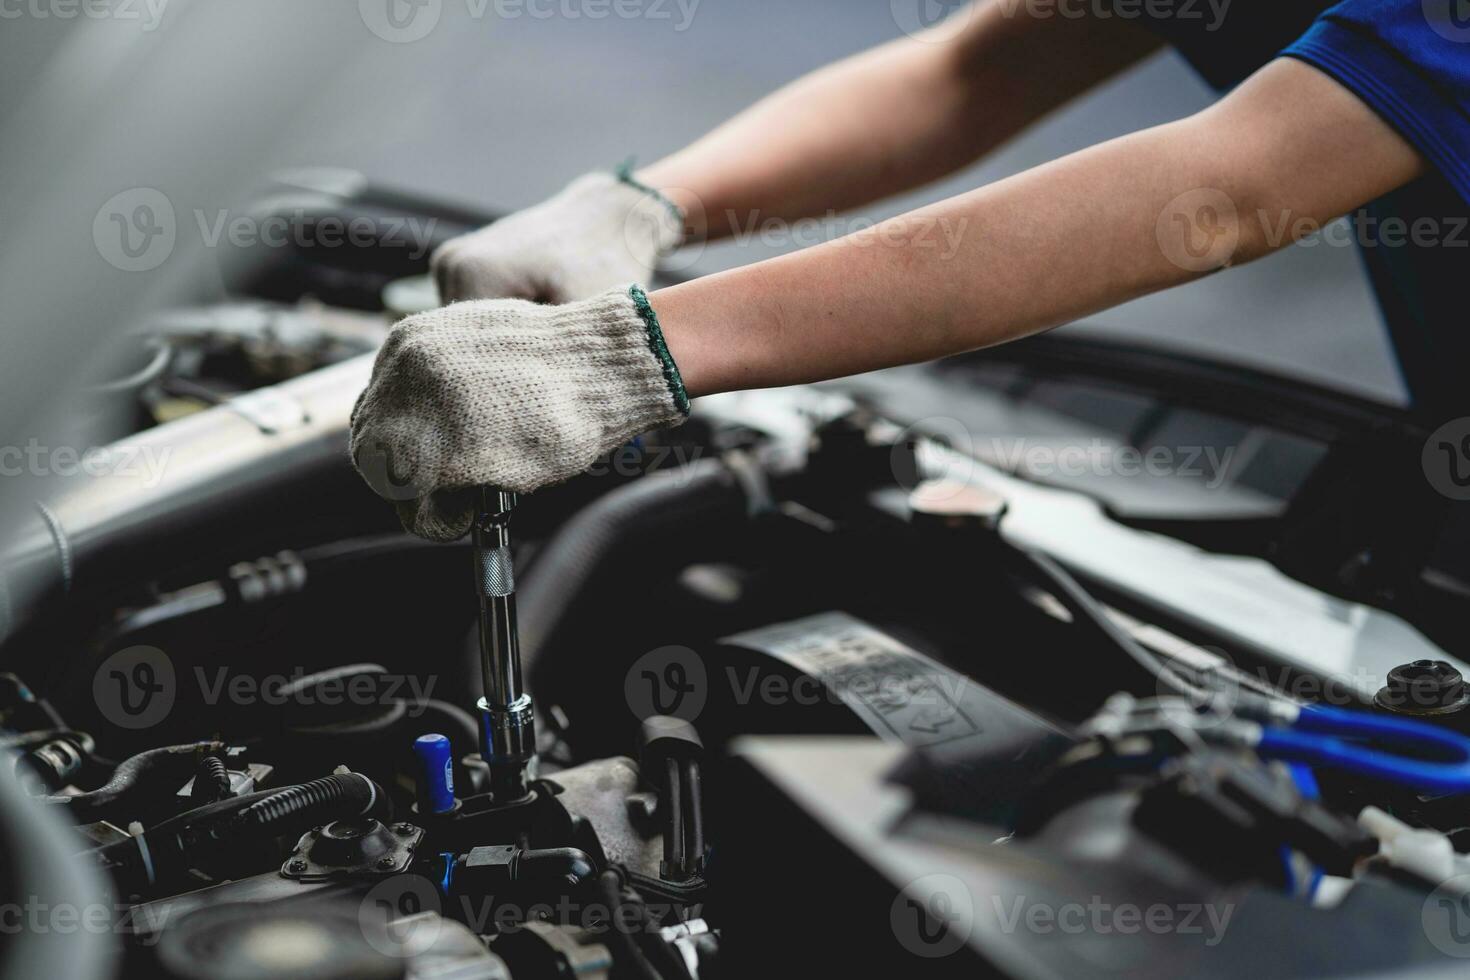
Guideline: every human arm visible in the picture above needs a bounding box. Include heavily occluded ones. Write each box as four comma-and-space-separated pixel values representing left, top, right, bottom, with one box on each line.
653, 57, 1425, 395
433, 2, 1160, 301
354, 58, 1424, 540
636, 2, 1161, 239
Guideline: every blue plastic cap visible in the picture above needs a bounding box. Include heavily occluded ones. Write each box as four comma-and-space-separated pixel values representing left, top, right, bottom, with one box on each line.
413, 733, 457, 814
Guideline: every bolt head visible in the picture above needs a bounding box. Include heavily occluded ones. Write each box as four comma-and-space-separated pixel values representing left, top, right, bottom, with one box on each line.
1381, 659, 1468, 711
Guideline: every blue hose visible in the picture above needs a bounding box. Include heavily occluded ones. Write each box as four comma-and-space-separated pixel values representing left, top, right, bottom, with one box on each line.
1280, 763, 1323, 900
1257, 705, 1470, 796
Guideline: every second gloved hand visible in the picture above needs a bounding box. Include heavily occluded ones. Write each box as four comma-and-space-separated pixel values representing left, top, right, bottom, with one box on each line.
350, 284, 690, 541
432, 170, 685, 304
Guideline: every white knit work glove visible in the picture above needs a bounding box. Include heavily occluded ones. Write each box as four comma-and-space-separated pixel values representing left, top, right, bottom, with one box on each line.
431, 169, 685, 304
350, 284, 690, 541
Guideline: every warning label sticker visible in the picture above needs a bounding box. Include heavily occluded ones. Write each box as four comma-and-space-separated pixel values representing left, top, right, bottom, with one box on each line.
723, 612, 983, 748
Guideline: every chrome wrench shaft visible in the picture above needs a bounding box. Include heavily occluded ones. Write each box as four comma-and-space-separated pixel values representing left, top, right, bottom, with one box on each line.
472, 487, 535, 802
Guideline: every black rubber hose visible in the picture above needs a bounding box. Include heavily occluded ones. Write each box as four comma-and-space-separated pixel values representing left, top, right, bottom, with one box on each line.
190, 755, 232, 804
515, 459, 752, 683
0, 729, 92, 753
137, 788, 275, 842
231, 771, 388, 833
88, 789, 278, 895
517, 847, 598, 888
91, 771, 388, 897
40, 740, 222, 818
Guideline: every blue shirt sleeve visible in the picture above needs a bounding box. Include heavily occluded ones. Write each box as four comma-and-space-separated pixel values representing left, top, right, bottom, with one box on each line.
1282, 1, 1470, 205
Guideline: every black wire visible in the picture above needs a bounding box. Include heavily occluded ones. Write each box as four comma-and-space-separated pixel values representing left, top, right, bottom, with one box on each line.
1018, 548, 1205, 701
594, 870, 665, 980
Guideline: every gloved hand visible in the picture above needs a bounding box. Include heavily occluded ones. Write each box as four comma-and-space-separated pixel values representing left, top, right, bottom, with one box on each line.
350, 284, 690, 541
431, 169, 685, 304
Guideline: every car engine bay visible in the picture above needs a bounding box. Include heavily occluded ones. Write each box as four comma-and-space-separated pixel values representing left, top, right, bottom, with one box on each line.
3, 174, 1470, 980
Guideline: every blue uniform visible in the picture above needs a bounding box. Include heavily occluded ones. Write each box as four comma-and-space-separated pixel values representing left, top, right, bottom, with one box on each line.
1137, 1, 1470, 416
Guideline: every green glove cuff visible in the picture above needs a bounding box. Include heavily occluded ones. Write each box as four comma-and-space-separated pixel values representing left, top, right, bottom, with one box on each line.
628, 283, 690, 416
615, 158, 686, 230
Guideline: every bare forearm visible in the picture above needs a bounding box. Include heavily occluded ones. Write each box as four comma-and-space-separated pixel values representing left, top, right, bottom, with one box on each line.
655, 60, 1424, 396
638, 3, 1158, 240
